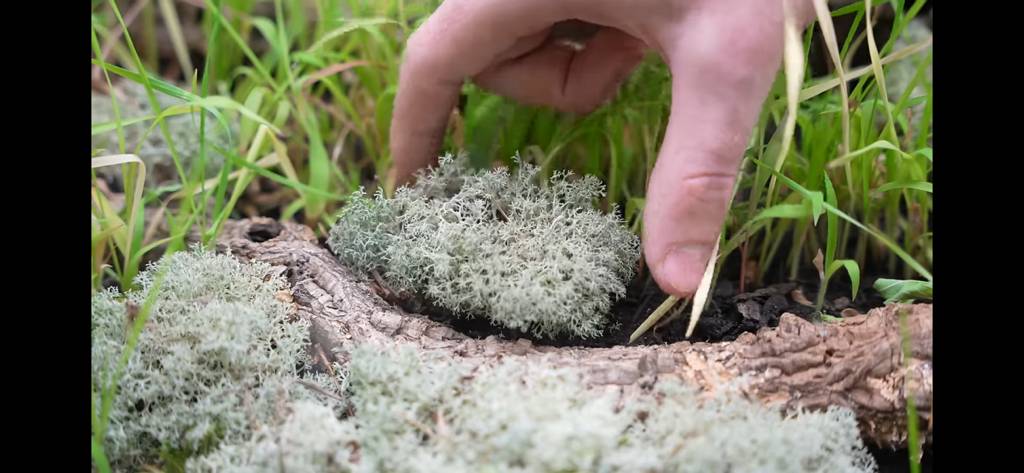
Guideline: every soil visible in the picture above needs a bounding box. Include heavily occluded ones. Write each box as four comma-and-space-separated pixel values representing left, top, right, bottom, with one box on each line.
870, 445, 934, 473
387, 271, 890, 349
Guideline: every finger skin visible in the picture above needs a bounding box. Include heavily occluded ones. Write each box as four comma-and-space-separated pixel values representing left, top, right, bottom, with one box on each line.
474, 27, 647, 114
387, 0, 672, 186
643, 2, 788, 297
388, 0, 571, 186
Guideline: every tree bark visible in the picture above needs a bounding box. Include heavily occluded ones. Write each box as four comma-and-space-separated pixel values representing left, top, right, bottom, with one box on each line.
218, 218, 932, 450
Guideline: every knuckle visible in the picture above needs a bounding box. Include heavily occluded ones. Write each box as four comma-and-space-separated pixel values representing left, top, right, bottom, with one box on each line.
402, 26, 449, 67
676, 171, 735, 206
682, 14, 783, 84
402, 29, 434, 66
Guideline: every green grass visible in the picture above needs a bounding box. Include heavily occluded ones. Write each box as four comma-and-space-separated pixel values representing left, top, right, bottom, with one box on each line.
91, 0, 931, 469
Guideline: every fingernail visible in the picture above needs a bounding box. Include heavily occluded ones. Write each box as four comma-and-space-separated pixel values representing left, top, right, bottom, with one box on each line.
660, 245, 713, 296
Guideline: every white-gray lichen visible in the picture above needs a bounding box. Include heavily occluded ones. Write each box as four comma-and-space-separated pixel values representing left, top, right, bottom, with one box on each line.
192, 343, 878, 473
91, 80, 235, 186
91, 247, 321, 469
328, 154, 641, 339
186, 400, 359, 473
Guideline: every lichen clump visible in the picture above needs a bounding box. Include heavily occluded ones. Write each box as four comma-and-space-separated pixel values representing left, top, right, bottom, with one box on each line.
91, 248, 319, 469
328, 154, 641, 338
192, 345, 878, 473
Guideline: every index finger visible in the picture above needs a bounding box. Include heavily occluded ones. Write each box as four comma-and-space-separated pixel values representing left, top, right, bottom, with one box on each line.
388, 0, 661, 186
387, 1, 565, 186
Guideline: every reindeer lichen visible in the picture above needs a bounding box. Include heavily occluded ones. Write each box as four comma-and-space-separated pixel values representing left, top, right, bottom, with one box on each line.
91, 248, 322, 469
328, 154, 641, 339
193, 344, 877, 473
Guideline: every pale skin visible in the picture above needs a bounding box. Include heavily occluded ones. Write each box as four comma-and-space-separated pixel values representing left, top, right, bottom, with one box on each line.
388, 0, 816, 298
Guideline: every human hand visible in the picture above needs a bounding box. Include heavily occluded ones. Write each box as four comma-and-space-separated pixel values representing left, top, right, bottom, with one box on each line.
388, 0, 815, 297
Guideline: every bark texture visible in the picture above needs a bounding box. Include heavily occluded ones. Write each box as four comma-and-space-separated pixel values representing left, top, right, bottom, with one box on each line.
218, 218, 932, 449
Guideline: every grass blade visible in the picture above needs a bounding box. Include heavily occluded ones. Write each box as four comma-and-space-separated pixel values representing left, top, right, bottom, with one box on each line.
877, 181, 932, 194
95, 258, 168, 445
628, 296, 688, 344
827, 259, 861, 300
212, 144, 347, 201
685, 237, 721, 338
797, 36, 932, 102
92, 114, 160, 135
899, 307, 923, 473
91, 61, 236, 139
812, 0, 851, 156
202, 0, 280, 92
827, 139, 910, 169
157, 0, 194, 80
751, 202, 811, 222
752, 157, 932, 281
863, 0, 898, 140
92, 154, 146, 263
765, 2, 806, 206
306, 18, 399, 54
92, 435, 113, 473
208, 125, 270, 238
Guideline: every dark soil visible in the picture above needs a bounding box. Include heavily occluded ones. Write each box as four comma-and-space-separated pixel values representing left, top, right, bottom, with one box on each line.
390, 271, 889, 349
870, 444, 933, 473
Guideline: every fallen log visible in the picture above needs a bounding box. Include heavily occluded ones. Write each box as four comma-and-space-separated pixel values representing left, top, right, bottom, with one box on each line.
218, 218, 932, 449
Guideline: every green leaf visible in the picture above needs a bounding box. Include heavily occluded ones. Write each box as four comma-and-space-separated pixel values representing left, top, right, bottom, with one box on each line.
307, 18, 399, 54
92, 436, 112, 473
91, 61, 239, 137
873, 278, 932, 304
831, 0, 886, 16
465, 92, 506, 168
625, 197, 645, 222
292, 51, 327, 68
877, 181, 933, 194
92, 61, 194, 100
239, 86, 268, 145
211, 144, 346, 201
823, 173, 839, 266
299, 113, 330, 221
92, 114, 160, 135
750, 159, 825, 224
375, 87, 397, 149
827, 139, 910, 169
751, 203, 811, 222
251, 17, 281, 54
913, 147, 933, 161
750, 157, 932, 281
193, 95, 279, 135
907, 95, 928, 108
827, 259, 861, 300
